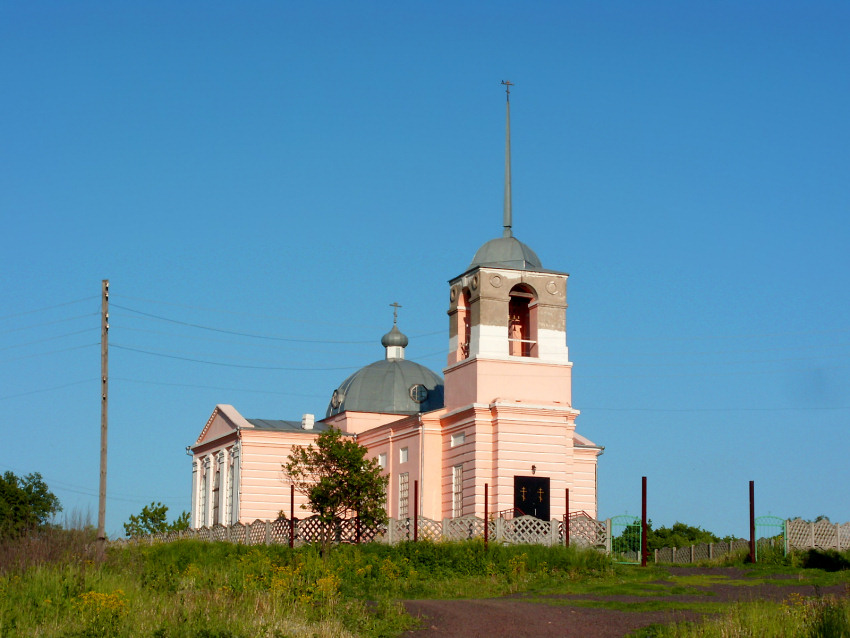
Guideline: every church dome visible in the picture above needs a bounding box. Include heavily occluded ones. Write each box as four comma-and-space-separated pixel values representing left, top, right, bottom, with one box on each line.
469, 235, 542, 270
326, 322, 444, 417
380, 324, 409, 348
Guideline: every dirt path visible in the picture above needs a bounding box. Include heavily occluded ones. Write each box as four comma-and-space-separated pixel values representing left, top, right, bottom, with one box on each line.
401, 567, 849, 638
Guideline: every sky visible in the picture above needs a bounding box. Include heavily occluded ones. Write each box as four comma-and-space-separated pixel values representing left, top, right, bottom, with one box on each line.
1, 1, 848, 540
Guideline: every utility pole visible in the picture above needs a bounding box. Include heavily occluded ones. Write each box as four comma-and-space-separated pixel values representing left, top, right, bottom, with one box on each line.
97, 279, 109, 552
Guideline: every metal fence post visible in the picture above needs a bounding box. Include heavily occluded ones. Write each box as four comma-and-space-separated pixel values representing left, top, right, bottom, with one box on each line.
605, 519, 612, 555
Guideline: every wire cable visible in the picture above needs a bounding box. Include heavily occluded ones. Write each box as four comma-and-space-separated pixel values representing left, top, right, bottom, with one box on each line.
0, 343, 99, 364
0, 378, 97, 400
0, 296, 99, 321
111, 343, 360, 371
0, 312, 99, 335
0, 328, 99, 352
111, 303, 381, 344
112, 376, 328, 398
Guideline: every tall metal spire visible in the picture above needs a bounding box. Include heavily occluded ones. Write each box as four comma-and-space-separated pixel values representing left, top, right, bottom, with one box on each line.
501, 80, 513, 238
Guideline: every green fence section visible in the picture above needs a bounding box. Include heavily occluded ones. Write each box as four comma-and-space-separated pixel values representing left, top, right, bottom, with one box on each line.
755, 515, 787, 560
610, 514, 642, 564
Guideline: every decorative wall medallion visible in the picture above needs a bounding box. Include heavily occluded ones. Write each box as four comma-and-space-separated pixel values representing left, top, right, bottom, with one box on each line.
546, 280, 558, 295
471, 274, 479, 290
450, 285, 458, 302
490, 274, 502, 288
409, 384, 428, 403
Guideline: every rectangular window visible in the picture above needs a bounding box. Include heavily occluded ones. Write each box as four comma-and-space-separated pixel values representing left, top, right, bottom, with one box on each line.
225, 462, 233, 524
399, 472, 410, 518
450, 432, 466, 447
200, 464, 209, 527
452, 464, 463, 518
378, 452, 387, 468
400, 447, 408, 464
212, 469, 221, 526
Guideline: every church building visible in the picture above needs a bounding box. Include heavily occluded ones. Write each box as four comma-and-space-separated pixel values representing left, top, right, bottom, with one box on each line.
189, 87, 603, 528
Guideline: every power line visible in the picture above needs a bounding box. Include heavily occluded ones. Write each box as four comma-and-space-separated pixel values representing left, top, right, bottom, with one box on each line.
113, 293, 444, 338
0, 312, 99, 335
112, 376, 328, 398
0, 343, 99, 364
576, 326, 850, 343
111, 343, 360, 371
111, 303, 381, 344
581, 405, 850, 413
0, 328, 99, 352
0, 296, 99, 321
0, 378, 96, 401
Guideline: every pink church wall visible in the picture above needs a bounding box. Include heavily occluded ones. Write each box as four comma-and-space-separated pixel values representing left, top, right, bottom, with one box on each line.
238, 430, 314, 522
325, 411, 404, 435
443, 357, 573, 410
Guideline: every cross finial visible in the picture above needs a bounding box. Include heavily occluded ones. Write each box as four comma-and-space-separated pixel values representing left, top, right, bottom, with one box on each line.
389, 302, 402, 324
501, 80, 513, 101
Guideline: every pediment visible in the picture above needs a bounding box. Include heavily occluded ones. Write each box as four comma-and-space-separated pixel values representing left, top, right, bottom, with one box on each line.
193, 404, 253, 447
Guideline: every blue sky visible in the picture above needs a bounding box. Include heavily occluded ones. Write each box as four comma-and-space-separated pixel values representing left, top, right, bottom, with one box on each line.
2, 1, 848, 538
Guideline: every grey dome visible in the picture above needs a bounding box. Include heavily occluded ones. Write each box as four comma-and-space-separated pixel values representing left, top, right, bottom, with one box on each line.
381, 324, 409, 348
326, 359, 444, 417
469, 236, 542, 270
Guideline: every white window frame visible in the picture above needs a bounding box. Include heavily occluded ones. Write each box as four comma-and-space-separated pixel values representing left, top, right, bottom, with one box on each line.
452, 464, 464, 518
399, 472, 410, 518
400, 447, 409, 464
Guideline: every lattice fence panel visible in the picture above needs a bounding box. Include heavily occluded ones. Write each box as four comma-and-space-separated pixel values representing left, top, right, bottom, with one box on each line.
814, 519, 838, 549
359, 522, 385, 543
443, 515, 483, 541
786, 519, 809, 550
693, 544, 710, 562
210, 525, 227, 541
840, 523, 850, 550
569, 514, 607, 547
418, 517, 442, 542
246, 520, 266, 545
228, 523, 246, 544
502, 516, 553, 545
392, 518, 414, 542
268, 519, 289, 544
195, 527, 210, 542
297, 517, 325, 544
656, 547, 673, 563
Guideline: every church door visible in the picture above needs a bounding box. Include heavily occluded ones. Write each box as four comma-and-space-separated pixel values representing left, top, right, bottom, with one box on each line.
513, 476, 550, 520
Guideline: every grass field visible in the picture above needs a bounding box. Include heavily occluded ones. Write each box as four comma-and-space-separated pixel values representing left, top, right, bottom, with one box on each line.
0, 530, 848, 637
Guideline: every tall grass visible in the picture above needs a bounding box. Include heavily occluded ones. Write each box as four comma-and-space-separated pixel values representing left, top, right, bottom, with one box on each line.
638, 594, 850, 637
0, 537, 613, 637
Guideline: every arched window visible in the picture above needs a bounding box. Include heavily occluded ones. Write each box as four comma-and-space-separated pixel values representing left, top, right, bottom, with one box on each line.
508, 285, 537, 357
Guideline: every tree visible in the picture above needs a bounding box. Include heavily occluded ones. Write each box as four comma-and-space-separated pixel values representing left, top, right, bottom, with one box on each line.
284, 427, 388, 548
0, 471, 62, 538
124, 502, 190, 538
647, 521, 726, 550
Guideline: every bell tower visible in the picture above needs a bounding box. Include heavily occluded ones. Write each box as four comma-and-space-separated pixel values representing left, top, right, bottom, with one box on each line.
444, 82, 573, 410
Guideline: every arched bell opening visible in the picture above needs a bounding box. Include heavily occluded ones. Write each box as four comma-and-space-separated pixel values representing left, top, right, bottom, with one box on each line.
508, 284, 538, 357
457, 288, 471, 359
